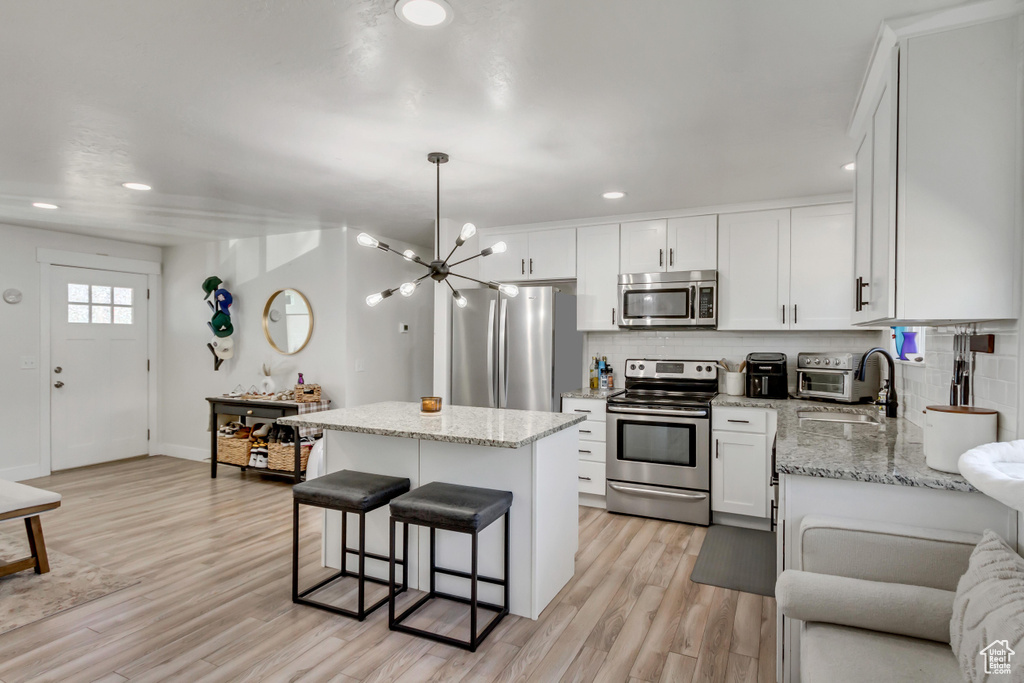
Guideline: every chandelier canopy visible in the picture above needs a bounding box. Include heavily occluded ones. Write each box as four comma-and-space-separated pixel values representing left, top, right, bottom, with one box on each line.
359, 153, 517, 309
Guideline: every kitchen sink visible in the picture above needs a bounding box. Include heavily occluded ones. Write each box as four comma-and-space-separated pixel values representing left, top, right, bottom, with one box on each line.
797, 410, 881, 425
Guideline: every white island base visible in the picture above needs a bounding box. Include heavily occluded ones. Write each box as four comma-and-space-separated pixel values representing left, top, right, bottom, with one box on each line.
321, 426, 579, 620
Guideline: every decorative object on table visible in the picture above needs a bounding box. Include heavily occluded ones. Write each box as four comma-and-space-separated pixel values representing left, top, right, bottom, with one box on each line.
294, 383, 322, 403
259, 363, 276, 394
923, 405, 998, 474
420, 396, 442, 415
2, 288, 22, 304
297, 373, 304, 384
263, 289, 314, 355
357, 153, 519, 310
203, 275, 234, 371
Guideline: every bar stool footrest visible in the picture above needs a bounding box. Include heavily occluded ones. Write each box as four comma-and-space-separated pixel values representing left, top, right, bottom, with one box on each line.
390, 591, 509, 652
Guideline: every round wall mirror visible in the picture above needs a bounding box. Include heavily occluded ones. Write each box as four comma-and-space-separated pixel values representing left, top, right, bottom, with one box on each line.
263, 289, 313, 355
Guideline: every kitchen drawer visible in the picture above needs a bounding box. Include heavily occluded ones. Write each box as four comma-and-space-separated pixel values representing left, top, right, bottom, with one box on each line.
576, 439, 606, 463
562, 398, 606, 421
713, 407, 768, 433
578, 460, 606, 495
213, 403, 292, 420
576, 421, 606, 443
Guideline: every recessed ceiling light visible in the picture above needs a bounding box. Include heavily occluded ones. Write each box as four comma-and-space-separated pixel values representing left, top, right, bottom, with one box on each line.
842, 162, 856, 171
32, 202, 59, 210
602, 191, 626, 199
395, 0, 453, 27
121, 182, 152, 191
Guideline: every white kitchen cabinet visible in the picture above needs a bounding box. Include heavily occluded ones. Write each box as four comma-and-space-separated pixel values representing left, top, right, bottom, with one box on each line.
619, 219, 666, 273
667, 215, 717, 272
719, 206, 854, 331
576, 224, 620, 331
561, 397, 608, 506
482, 232, 529, 282
482, 229, 575, 282
789, 205, 854, 330
712, 431, 768, 517
850, 17, 1020, 324
717, 209, 791, 330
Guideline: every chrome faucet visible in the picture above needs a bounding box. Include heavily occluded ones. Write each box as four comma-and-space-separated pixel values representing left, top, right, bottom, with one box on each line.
858, 348, 898, 418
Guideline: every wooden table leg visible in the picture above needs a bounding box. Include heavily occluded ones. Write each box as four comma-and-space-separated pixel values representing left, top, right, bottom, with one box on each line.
25, 516, 50, 574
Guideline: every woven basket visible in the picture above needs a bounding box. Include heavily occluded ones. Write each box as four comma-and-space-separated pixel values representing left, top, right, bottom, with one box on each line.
294, 384, 322, 403
267, 442, 312, 472
217, 437, 252, 466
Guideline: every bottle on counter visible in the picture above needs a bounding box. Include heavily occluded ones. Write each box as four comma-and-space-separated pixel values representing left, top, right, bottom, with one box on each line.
607, 364, 614, 389
589, 356, 599, 390
599, 356, 608, 390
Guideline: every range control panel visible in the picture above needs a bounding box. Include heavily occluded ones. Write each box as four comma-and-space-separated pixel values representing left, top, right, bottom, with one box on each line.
623, 359, 719, 380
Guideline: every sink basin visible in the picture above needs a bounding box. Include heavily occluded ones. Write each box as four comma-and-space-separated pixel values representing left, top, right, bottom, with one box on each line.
798, 410, 881, 425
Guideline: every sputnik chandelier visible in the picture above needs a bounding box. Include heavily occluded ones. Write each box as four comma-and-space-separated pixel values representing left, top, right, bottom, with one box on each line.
359, 152, 518, 308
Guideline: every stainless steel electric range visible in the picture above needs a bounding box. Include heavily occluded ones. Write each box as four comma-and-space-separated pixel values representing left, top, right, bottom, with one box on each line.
605, 358, 717, 525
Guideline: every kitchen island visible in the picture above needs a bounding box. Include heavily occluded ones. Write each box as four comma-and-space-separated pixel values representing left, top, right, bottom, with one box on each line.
279, 401, 585, 619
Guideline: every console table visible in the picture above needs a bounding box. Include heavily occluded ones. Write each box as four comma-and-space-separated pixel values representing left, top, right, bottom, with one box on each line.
206, 396, 331, 484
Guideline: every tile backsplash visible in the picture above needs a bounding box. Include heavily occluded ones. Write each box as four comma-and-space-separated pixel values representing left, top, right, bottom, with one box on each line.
893, 321, 1020, 442
584, 330, 883, 394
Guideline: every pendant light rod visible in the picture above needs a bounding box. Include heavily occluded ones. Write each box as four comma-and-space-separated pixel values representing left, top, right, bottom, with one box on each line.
427, 152, 449, 260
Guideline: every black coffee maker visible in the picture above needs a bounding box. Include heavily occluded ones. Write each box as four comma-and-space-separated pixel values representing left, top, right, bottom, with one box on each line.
745, 352, 788, 399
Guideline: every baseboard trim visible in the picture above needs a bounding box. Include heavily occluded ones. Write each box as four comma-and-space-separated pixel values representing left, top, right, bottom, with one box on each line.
579, 493, 607, 509
155, 443, 209, 462
0, 463, 46, 482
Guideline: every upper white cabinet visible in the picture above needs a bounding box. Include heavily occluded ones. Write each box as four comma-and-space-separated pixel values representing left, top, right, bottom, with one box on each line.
851, 16, 1021, 324
620, 216, 717, 274
719, 206, 853, 331
620, 220, 666, 273
483, 228, 576, 282
576, 224, 620, 331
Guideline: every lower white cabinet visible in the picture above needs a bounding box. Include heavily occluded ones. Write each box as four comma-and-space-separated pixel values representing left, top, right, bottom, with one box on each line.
561, 397, 608, 502
712, 406, 773, 520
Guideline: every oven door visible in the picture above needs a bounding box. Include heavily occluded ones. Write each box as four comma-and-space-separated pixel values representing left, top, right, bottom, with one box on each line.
606, 407, 710, 491
797, 369, 852, 401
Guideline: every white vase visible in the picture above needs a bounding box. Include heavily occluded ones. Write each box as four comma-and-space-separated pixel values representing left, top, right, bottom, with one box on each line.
260, 377, 277, 395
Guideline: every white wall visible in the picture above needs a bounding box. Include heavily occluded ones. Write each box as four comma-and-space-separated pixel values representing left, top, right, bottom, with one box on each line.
584, 329, 883, 394
0, 223, 161, 480
158, 228, 432, 460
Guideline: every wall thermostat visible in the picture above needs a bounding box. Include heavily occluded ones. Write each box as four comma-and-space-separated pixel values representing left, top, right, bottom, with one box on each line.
2, 289, 22, 304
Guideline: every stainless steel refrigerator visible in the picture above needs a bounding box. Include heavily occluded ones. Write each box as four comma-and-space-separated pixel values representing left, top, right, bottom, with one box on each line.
451, 286, 583, 412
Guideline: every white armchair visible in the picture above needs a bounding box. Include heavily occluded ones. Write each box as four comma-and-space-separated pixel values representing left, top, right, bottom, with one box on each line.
776, 515, 979, 682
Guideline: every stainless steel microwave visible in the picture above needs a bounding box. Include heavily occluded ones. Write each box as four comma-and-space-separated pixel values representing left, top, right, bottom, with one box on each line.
617, 271, 717, 329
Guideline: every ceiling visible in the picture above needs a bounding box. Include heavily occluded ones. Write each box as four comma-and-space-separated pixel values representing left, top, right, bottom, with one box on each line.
0, 0, 965, 246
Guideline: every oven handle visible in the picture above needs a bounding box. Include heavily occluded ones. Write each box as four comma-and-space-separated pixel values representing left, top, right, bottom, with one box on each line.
608, 482, 708, 501
607, 405, 708, 417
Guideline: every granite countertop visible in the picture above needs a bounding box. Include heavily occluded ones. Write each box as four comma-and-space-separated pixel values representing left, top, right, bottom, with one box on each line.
561, 388, 625, 400
712, 395, 976, 493
278, 401, 587, 449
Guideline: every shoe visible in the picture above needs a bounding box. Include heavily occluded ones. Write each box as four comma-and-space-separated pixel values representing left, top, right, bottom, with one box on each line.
255, 452, 268, 468
248, 450, 258, 466
251, 423, 271, 438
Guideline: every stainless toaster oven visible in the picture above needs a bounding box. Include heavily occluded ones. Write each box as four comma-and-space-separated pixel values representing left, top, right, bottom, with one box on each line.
796, 352, 880, 403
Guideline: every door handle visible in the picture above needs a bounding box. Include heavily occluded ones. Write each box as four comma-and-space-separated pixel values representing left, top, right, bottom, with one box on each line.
579, 429, 592, 434
529, 258, 533, 274
659, 248, 663, 267
781, 305, 786, 325
715, 439, 719, 458
579, 475, 592, 481
856, 277, 870, 311
487, 300, 496, 408
612, 307, 616, 325
669, 248, 674, 267
793, 304, 798, 325
521, 259, 525, 275
727, 419, 749, 424
53, 381, 64, 388
573, 409, 591, 413
579, 449, 591, 454
608, 482, 708, 501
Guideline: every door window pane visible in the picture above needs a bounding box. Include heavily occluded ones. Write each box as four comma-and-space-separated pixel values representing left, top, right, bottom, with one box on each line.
113, 307, 133, 325
91, 305, 111, 324
113, 287, 133, 305
91, 286, 112, 304
68, 284, 90, 303
68, 304, 90, 323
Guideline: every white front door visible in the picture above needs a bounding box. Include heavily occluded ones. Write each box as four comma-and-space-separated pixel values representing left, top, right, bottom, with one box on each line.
50, 266, 149, 470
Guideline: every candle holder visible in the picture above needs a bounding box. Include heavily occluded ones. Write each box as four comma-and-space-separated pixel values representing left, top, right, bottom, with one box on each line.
420, 396, 443, 415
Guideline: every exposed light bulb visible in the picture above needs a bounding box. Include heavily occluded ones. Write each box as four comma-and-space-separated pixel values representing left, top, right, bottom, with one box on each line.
460, 222, 477, 241
357, 233, 379, 248
490, 241, 507, 254
602, 191, 626, 199
121, 182, 152, 191
498, 284, 519, 297
399, 282, 417, 297
366, 292, 385, 307
842, 162, 856, 171
32, 202, 59, 210
403, 249, 417, 261
453, 291, 468, 308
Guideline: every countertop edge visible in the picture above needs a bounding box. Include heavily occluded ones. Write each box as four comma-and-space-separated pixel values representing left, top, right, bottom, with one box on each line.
776, 464, 978, 493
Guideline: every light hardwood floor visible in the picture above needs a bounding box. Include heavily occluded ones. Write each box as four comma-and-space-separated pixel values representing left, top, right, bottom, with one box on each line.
0, 456, 776, 682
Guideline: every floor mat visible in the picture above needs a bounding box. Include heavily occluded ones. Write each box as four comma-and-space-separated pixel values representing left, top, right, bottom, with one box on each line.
690, 524, 776, 597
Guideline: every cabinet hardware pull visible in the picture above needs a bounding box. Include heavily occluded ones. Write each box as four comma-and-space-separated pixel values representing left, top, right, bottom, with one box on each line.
727, 419, 749, 424
522, 259, 525, 275
579, 449, 591, 454
612, 307, 616, 325
579, 429, 592, 434
247, 410, 254, 415
579, 475, 592, 481
574, 409, 591, 413
781, 305, 786, 325
659, 248, 663, 267
793, 304, 798, 325
529, 258, 533, 274
856, 277, 870, 311
715, 439, 720, 458
669, 248, 674, 266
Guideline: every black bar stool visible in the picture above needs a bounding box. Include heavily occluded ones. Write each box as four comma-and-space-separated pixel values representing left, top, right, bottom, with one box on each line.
292, 469, 410, 620
388, 481, 512, 651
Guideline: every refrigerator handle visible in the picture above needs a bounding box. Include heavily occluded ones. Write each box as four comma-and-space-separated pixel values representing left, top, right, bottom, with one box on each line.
498, 298, 509, 408
487, 300, 496, 408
